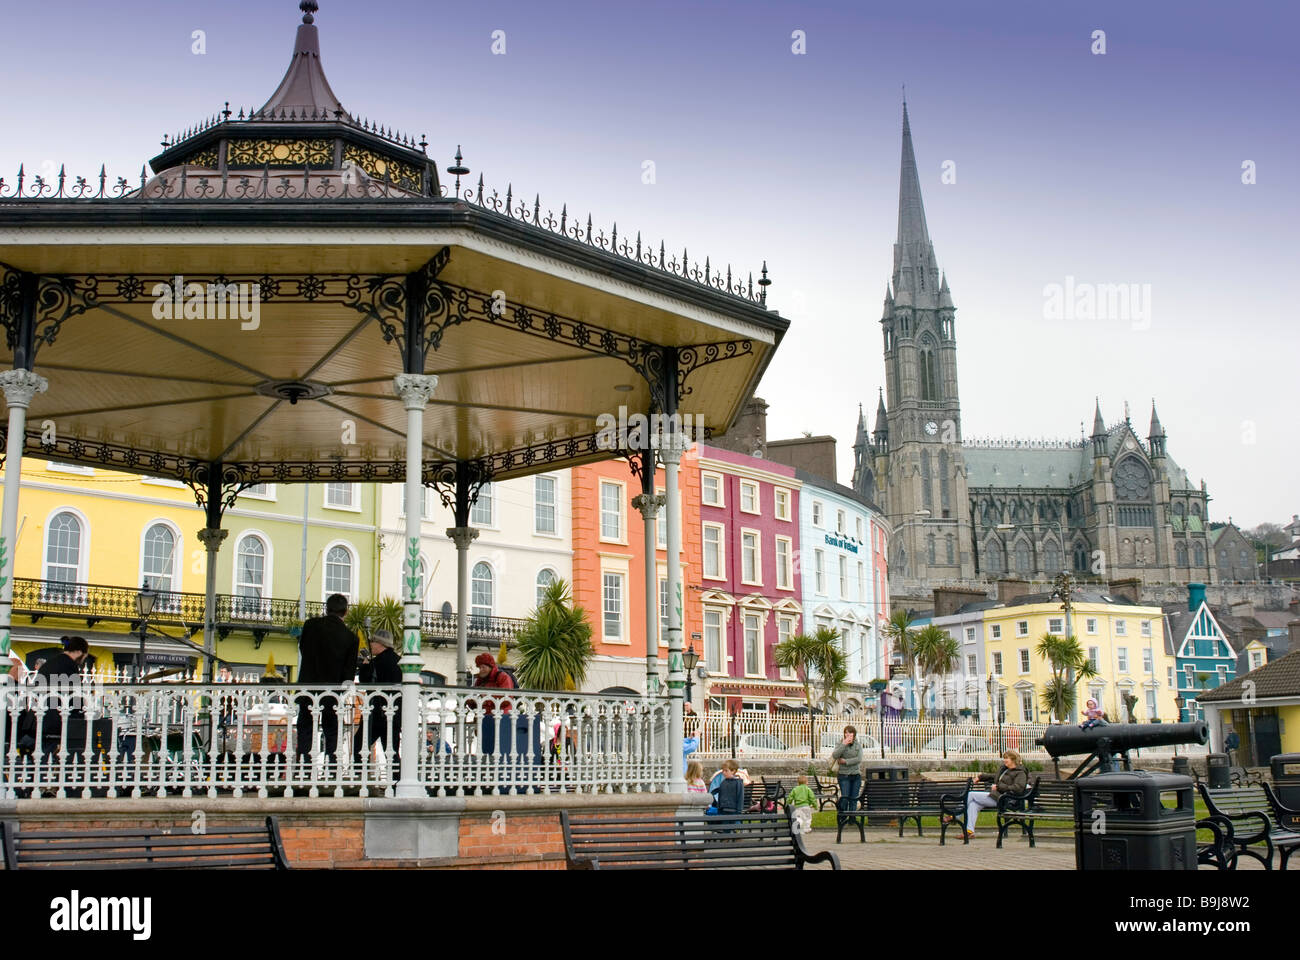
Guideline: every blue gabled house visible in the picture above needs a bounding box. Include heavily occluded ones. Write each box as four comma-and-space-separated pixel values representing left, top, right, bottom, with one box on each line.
1164, 583, 1237, 721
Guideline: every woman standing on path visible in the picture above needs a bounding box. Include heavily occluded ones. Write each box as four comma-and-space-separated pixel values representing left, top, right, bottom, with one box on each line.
831, 725, 864, 825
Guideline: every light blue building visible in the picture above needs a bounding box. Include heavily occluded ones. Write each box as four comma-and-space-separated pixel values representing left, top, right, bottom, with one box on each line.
793, 469, 889, 708
1164, 583, 1237, 722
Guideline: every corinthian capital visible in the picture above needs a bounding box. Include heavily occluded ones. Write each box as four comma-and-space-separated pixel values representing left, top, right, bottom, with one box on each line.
0, 369, 48, 409
393, 373, 439, 410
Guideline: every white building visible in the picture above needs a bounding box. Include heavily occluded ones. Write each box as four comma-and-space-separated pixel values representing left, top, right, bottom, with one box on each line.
376, 473, 572, 682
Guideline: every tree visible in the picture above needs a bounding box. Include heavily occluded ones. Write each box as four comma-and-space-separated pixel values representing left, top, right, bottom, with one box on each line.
773, 626, 848, 758
1035, 632, 1097, 722
881, 609, 918, 719
912, 625, 961, 721
514, 579, 595, 691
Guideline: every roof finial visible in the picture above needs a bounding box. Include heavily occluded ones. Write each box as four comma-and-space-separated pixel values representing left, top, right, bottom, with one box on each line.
300, 1, 319, 24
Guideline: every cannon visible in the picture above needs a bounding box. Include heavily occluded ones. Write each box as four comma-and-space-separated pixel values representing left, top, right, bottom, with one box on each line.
1036, 721, 1208, 779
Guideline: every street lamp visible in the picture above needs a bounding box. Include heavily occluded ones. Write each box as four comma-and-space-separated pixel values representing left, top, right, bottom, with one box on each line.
136, 581, 158, 682
986, 672, 1002, 754
683, 642, 699, 702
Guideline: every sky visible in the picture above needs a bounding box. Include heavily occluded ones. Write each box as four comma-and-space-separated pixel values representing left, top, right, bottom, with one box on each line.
0, 0, 1295, 527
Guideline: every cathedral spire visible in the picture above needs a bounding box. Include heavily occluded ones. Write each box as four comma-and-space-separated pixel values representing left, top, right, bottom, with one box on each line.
874, 388, 889, 442
893, 101, 940, 307
897, 101, 932, 252
1148, 400, 1166, 458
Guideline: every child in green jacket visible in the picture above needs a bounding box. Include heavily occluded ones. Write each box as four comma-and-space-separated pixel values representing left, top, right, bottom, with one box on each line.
787, 774, 816, 810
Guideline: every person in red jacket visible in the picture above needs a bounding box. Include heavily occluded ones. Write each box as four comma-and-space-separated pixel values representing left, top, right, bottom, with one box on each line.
472, 653, 514, 758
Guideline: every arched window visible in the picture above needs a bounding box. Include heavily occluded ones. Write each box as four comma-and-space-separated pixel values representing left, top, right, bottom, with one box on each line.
1073, 542, 1089, 573
927, 534, 936, 564
939, 449, 950, 512
1190, 502, 1201, 518
141, 523, 177, 609
1015, 542, 1031, 574
1175, 542, 1188, 567
985, 542, 1004, 573
1193, 543, 1205, 566
471, 561, 495, 622
1044, 542, 1062, 573
1218, 549, 1227, 564
44, 511, 84, 602
324, 544, 354, 601
234, 535, 268, 617
536, 567, 557, 608
1173, 502, 1185, 517
921, 449, 933, 511
919, 349, 939, 400
945, 535, 955, 565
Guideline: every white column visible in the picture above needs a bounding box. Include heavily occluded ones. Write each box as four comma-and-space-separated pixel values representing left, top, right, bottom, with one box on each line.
661, 431, 689, 791
447, 526, 479, 686
632, 491, 666, 698
0, 370, 47, 679
197, 528, 227, 684
394, 373, 438, 797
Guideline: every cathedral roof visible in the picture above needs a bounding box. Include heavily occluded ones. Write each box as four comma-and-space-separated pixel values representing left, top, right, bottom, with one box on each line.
963, 442, 1091, 490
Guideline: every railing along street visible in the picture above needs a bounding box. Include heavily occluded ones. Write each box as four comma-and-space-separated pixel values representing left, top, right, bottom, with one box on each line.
0, 680, 671, 799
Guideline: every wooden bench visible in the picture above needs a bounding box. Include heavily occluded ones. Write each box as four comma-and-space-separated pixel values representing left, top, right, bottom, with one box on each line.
1198, 783, 1300, 870
1, 816, 290, 869
760, 776, 839, 813
559, 811, 840, 870
996, 778, 1075, 848
839, 778, 971, 845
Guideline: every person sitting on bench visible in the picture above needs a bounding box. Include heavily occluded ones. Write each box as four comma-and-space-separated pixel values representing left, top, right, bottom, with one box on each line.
954, 749, 1026, 840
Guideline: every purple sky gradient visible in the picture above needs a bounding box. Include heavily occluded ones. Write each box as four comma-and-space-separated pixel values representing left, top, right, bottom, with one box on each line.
1, 0, 1295, 526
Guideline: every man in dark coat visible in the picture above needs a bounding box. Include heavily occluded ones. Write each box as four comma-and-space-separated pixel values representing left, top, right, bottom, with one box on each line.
37, 636, 90, 754
352, 629, 402, 768
296, 593, 360, 759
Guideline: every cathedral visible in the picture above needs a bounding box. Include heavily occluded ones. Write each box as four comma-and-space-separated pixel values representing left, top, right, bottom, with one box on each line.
851, 104, 1216, 595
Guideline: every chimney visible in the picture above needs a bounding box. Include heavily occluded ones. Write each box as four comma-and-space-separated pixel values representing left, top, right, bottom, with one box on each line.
933, 586, 991, 619
996, 578, 1032, 605
713, 395, 769, 459
1107, 578, 1143, 604
1290, 620, 1300, 656
1228, 599, 1254, 619
1187, 582, 1206, 612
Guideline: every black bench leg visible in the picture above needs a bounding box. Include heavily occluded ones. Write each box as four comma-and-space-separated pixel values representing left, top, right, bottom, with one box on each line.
1026, 820, 1035, 849
996, 819, 1005, 849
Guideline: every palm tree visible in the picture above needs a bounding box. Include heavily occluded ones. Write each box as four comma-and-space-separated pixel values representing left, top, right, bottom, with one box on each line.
773, 626, 848, 758
344, 600, 374, 644
912, 625, 961, 721
1035, 632, 1097, 722
514, 579, 595, 691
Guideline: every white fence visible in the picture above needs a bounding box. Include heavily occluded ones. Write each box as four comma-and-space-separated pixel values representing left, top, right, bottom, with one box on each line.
0, 681, 671, 798
684, 713, 1208, 761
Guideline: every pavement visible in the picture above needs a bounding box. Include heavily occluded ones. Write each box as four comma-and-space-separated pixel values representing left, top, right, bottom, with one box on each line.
798, 827, 1267, 870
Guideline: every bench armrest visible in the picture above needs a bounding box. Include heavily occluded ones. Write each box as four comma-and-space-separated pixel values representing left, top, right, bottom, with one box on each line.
798, 848, 841, 870
1218, 809, 1271, 844
1263, 783, 1300, 830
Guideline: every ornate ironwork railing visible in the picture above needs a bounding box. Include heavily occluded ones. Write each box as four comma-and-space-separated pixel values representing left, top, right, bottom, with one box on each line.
10, 577, 528, 646
0, 682, 671, 798
0, 164, 770, 306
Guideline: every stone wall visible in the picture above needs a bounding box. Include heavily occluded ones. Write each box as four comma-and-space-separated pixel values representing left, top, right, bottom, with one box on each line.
892, 578, 1298, 612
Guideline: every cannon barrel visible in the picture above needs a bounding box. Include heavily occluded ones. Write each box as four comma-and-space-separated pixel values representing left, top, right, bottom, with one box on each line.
1036, 721, 1207, 759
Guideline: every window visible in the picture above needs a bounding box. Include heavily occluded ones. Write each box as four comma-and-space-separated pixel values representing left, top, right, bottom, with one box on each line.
1140, 620, 1152, 638
324, 544, 354, 601
701, 472, 723, 506
774, 488, 791, 520
233, 534, 268, 618
1250, 651, 1263, 670
703, 524, 724, 579
836, 510, 846, 534
775, 537, 792, 590
1018, 649, 1030, 673
856, 517, 864, 541
1048, 617, 1064, 635
141, 523, 176, 595
659, 578, 669, 643
239, 483, 274, 500
992, 652, 1003, 676
1167, 666, 1174, 688
1044, 542, 1061, 572
1020, 690, 1035, 722
946, 535, 955, 564
741, 531, 760, 584
534, 476, 557, 534
44, 511, 84, 601
838, 556, 848, 599
602, 572, 624, 639
704, 609, 723, 672
599, 481, 623, 541
997, 690, 1007, 724
535, 568, 557, 608
740, 481, 759, 514
1117, 647, 1129, 672
1216, 665, 1227, 684
778, 617, 795, 679
967, 654, 977, 674
1145, 690, 1157, 720
990, 624, 1002, 640
471, 561, 495, 621
857, 561, 866, 600
471, 483, 494, 527
1142, 648, 1153, 673
965, 627, 976, 644
324, 483, 357, 509
814, 550, 825, 594
1016, 620, 1029, 638
812, 501, 823, 527
1088, 647, 1099, 671
655, 496, 667, 550
1086, 618, 1098, 634
1115, 619, 1127, 636
743, 614, 762, 675
1015, 542, 1031, 574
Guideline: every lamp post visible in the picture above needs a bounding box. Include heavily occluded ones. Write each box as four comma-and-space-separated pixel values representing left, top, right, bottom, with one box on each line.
1174, 696, 1186, 755
986, 672, 1002, 754
135, 581, 158, 682
683, 642, 699, 702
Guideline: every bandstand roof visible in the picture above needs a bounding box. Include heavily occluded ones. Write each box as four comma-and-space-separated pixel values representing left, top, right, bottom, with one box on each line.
0, 1, 785, 498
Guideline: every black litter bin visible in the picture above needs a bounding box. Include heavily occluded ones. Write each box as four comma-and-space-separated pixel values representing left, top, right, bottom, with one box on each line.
1075, 771, 1196, 870
864, 765, 909, 781
1170, 756, 1190, 778
1206, 752, 1231, 789
1270, 754, 1300, 809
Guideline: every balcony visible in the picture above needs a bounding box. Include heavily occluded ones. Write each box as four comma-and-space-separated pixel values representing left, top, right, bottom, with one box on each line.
10, 577, 528, 649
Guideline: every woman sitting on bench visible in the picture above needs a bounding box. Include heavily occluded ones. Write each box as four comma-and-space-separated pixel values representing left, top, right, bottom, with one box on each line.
954, 749, 1026, 840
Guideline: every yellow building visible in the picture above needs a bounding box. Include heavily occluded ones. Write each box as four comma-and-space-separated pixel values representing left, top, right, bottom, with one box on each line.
983, 595, 1177, 724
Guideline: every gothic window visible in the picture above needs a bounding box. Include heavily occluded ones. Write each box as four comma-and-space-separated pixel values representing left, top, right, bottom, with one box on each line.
1114, 456, 1153, 526
1015, 542, 1031, 574
945, 535, 955, 565
1173, 502, 1185, 517
919, 349, 939, 400
985, 542, 1004, 574
927, 534, 936, 564
1176, 542, 1188, 566
921, 450, 933, 512
939, 450, 950, 512
1190, 502, 1201, 517
1044, 542, 1062, 573
1073, 542, 1089, 573
1193, 543, 1205, 566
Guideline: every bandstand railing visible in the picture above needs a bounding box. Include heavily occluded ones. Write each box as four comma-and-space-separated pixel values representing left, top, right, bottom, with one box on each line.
0, 680, 671, 799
